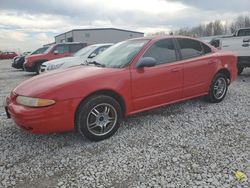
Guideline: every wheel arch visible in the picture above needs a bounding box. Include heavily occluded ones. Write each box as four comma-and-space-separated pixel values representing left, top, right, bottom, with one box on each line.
74, 89, 127, 125
215, 68, 231, 84
33, 59, 48, 67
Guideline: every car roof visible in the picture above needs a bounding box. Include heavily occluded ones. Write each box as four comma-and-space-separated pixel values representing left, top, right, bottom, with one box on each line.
89, 43, 114, 47
128, 35, 204, 41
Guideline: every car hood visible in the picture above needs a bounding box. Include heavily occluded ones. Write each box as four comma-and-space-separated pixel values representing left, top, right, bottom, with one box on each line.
43, 57, 82, 66
13, 65, 123, 99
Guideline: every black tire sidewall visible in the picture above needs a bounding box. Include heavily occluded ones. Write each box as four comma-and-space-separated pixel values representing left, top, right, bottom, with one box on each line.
35, 63, 42, 74
207, 73, 228, 103
76, 95, 122, 141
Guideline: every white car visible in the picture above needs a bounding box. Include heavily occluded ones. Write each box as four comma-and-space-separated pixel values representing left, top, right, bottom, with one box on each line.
40, 43, 113, 73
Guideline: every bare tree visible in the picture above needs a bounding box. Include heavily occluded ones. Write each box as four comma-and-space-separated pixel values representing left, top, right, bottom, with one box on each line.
149, 15, 250, 37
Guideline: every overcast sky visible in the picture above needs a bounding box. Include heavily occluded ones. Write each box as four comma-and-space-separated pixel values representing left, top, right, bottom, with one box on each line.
0, 0, 250, 52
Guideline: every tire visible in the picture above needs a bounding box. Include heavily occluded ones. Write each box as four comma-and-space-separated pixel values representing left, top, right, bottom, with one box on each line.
205, 73, 228, 103
237, 66, 244, 75
75, 95, 122, 141
35, 63, 42, 75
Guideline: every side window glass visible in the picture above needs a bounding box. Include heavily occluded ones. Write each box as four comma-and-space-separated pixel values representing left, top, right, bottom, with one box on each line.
143, 39, 177, 65
70, 44, 84, 53
177, 38, 203, 60
201, 43, 212, 53
54, 45, 65, 54
64, 45, 69, 53
209, 39, 220, 48
94, 46, 109, 56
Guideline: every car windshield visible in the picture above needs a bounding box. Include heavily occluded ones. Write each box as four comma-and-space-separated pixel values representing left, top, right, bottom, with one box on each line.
74, 45, 97, 57
31, 47, 49, 55
93, 39, 149, 68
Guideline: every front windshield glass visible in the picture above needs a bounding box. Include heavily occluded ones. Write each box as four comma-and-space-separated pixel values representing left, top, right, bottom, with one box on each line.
74, 45, 96, 57
31, 47, 49, 55
94, 39, 149, 68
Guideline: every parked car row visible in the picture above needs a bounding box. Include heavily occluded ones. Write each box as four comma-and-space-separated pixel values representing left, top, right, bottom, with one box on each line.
11, 42, 114, 74
23, 42, 88, 74
40, 43, 113, 73
5, 36, 238, 142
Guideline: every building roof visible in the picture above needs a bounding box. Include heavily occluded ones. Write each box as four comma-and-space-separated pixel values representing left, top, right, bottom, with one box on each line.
55, 28, 144, 38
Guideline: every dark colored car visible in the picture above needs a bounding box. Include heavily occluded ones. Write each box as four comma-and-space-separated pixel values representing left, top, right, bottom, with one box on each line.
12, 47, 49, 69
0, 52, 18, 59
23, 43, 88, 74
5, 36, 237, 142
12, 51, 31, 69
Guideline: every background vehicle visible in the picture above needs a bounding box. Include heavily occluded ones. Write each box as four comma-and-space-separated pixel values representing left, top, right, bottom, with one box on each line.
5, 36, 237, 141
0, 52, 18, 59
23, 42, 88, 74
209, 28, 250, 74
12, 47, 50, 70
12, 51, 31, 69
40, 43, 112, 73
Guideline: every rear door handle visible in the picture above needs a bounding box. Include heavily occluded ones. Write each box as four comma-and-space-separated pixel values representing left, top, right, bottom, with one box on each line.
171, 68, 181, 72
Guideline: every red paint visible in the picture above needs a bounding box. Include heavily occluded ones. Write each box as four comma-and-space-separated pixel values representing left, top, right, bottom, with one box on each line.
0, 52, 18, 59
6, 36, 238, 134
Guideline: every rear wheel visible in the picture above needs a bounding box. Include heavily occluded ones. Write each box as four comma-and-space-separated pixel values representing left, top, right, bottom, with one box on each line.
205, 73, 228, 103
76, 95, 122, 141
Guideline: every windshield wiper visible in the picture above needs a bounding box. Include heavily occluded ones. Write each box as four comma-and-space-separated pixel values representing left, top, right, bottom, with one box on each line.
87, 61, 105, 67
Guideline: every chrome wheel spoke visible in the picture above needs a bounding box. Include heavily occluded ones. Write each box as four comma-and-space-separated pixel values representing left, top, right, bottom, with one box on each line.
86, 103, 118, 136
213, 77, 227, 100
88, 121, 99, 129
104, 106, 110, 115
91, 108, 100, 117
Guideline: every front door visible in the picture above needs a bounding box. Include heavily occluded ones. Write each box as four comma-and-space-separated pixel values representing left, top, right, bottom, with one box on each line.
130, 39, 183, 111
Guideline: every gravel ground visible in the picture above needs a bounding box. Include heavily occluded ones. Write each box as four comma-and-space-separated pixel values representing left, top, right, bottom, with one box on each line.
0, 59, 250, 188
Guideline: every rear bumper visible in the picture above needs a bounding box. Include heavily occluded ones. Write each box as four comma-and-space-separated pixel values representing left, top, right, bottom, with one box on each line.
6, 98, 81, 134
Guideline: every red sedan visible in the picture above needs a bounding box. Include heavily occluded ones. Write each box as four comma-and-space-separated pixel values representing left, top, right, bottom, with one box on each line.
0, 52, 18, 59
5, 36, 237, 141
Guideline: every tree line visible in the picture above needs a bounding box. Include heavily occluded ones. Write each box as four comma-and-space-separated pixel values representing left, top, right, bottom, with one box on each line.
150, 15, 250, 37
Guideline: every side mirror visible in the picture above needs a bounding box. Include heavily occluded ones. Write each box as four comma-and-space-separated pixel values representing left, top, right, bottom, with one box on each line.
136, 57, 157, 69
54, 50, 59, 55
88, 53, 97, 58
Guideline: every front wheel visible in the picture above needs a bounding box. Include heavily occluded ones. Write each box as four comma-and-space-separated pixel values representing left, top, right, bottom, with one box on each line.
205, 73, 228, 103
35, 63, 42, 75
75, 95, 122, 141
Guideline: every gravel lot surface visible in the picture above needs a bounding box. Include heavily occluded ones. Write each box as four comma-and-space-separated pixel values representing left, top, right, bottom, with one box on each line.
0, 59, 250, 187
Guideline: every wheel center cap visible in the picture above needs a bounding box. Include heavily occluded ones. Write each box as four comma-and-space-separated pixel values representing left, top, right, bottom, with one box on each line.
99, 116, 104, 121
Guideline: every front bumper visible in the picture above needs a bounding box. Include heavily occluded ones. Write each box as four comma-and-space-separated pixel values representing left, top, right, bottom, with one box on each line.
6, 98, 81, 134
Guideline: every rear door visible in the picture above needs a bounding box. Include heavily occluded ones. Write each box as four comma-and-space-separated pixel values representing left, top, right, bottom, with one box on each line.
131, 38, 183, 111
176, 38, 215, 98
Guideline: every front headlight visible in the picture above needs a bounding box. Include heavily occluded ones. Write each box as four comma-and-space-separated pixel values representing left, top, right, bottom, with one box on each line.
16, 96, 55, 107
47, 63, 64, 70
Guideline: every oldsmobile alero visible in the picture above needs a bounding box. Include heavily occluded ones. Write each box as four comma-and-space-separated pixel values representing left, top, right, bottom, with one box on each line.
5, 36, 237, 141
